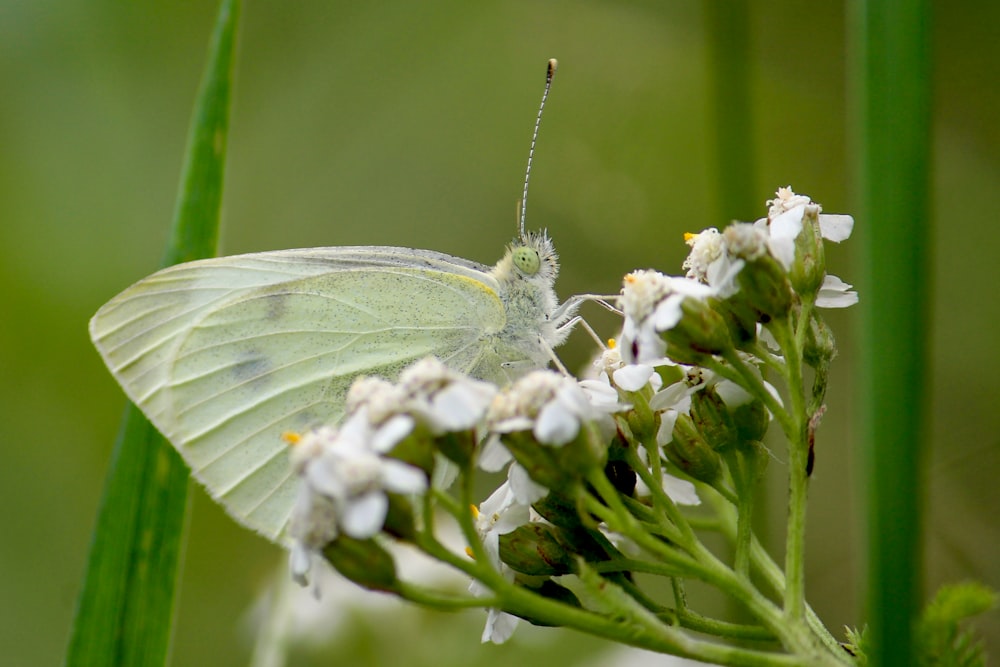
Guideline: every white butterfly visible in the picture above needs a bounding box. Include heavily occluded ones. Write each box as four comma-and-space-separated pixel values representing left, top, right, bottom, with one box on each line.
89, 233, 584, 543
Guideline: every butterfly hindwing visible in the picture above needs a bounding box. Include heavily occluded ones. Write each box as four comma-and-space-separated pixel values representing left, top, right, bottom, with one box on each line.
90, 247, 508, 542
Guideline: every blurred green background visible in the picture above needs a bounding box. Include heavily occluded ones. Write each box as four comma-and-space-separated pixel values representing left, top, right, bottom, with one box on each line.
1, 1, 997, 665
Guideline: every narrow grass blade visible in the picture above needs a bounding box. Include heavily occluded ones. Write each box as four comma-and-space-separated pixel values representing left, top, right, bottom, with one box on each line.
849, 1, 932, 665
65, 1, 241, 664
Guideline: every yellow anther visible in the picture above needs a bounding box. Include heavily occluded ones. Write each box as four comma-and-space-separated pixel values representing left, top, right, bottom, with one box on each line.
683, 232, 697, 242
281, 431, 302, 446
607, 338, 617, 349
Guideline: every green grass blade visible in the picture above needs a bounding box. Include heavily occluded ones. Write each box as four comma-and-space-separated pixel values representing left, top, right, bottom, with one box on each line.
65, 1, 241, 665
849, 1, 932, 665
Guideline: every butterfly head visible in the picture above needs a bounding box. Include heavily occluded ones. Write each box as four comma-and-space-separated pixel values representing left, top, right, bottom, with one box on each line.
502, 229, 559, 286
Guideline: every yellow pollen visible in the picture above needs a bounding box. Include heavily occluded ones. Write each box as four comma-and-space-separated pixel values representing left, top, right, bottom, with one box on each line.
281, 431, 302, 446
607, 338, 617, 349
465, 546, 476, 559
683, 232, 697, 242
469, 504, 480, 519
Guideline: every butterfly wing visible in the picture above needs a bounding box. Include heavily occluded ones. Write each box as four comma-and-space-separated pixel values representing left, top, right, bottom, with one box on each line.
90, 247, 507, 543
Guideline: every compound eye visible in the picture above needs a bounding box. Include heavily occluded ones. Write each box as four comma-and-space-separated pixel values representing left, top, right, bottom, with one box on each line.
512, 246, 541, 276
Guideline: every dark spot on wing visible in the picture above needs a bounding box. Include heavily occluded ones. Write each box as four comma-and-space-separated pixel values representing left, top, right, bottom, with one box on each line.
231, 352, 272, 383
263, 292, 288, 320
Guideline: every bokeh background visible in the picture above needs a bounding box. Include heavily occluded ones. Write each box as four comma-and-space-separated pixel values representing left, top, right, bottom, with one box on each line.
2, 2, 997, 665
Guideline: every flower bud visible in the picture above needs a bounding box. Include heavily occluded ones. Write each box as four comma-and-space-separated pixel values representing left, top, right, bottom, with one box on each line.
531, 490, 590, 531
803, 314, 836, 368
382, 492, 418, 542
499, 523, 575, 576
716, 295, 760, 349
724, 223, 794, 320
690, 387, 739, 452
789, 205, 827, 300
500, 423, 608, 493
730, 396, 770, 443
322, 535, 397, 592
664, 413, 722, 484
662, 296, 734, 363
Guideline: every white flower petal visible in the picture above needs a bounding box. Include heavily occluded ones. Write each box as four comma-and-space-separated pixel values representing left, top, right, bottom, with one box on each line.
491, 415, 535, 434
579, 379, 626, 410
613, 364, 654, 391
338, 410, 373, 443
482, 609, 519, 644
479, 482, 517, 518
709, 256, 745, 298
817, 274, 859, 308
649, 381, 694, 412
656, 409, 680, 445
651, 294, 685, 331
340, 491, 388, 539
306, 459, 348, 499
508, 463, 547, 504
379, 459, 428, 494
370, 414, 415, 452
493, 502, 530, 535
429, 381, 495, 431
478, 434, 513, 472
818, 214, 854, 242
663, 473, 701, 506
768, 205, 805, 269
554, 382, 592, 418
534, 400, 580, 445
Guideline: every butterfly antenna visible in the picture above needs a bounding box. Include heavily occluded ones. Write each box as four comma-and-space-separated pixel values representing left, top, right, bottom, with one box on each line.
519, 58, 558, 240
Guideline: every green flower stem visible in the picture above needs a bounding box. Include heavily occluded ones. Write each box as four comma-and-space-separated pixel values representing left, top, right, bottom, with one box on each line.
702, 488, 846, 659
615, 574, 679, 617
684, 540, 844, 663
622, 575, 776, 643
394, 580, 497, 611
619, 496, 692, 547
583, 471, 820, 658
439, 494, 802, 665
589, 557, 687, 578
411, 518, 476, 577
725, 448, 756, 577
582, 494, 704, 577
675, 609, 777, 643
793, 300, 817, 352
428, 486, 496, 582
766, 316, 810, 622
686, 515, 724, 531
748, 340, 786, 376
623, 443, 696, 545
748, 539, 847, 659
504, 568, 801, 666
613, 461, 834, 661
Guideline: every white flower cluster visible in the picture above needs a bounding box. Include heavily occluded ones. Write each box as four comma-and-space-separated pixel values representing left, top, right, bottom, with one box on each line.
287, 358, 496, 586
685, 186, 857, 307
618, 269, 717, 364
621, 187, 857, 367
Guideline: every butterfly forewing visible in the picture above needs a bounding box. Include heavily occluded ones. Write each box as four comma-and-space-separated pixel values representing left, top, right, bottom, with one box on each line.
90, 247, 509, 542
